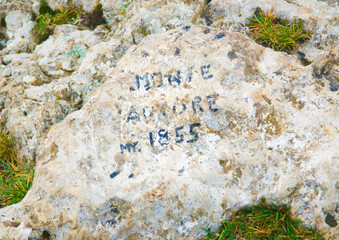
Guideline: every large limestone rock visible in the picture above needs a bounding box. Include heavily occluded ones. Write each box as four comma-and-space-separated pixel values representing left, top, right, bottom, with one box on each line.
0, 25, 337, 239
0, 0, 208, 162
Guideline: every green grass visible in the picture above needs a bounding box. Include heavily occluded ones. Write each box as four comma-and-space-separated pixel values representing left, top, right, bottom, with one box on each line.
0, 159, 34, 206
0, 132, 34, 207
33, 1, 82, 43
246, 8, 312, 52
200, 199, 324, 240
33, 1, 108, 43
0, 132, 16, 165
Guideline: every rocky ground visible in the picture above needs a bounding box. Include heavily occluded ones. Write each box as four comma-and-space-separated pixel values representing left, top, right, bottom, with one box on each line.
0, 0, 338, 239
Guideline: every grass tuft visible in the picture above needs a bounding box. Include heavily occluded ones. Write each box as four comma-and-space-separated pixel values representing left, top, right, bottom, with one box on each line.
33, 1, 109, 44
0, 132, 34, 207
247, 8, 312, 52
200, 199, 324, 240
33, 1, 82, 43
0, 159, 34, 207
0, 132, 17, 165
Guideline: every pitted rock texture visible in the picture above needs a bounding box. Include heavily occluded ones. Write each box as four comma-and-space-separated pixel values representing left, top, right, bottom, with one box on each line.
42, 0, 207, 40
0, 0, 36, 53
0, 24, 118, 161
0, 0, 207, 162
1, 0, 338, 163
0, 26, 337, 239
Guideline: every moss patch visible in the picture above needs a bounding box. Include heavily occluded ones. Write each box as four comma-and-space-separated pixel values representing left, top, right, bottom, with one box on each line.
200, 199, 324, 239
80, 3, 107, 30
255, 105, 282, 136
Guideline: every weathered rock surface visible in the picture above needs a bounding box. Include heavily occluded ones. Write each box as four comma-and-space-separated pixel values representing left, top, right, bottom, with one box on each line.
46, 0, 206, 33
1, 0, 337, 163
0, 0, 36, 53
0, 25, 337, 239
0, 24, 118, 161
0, 0, 208, 162
0, 0, 338, 239
107, 0, 206, 44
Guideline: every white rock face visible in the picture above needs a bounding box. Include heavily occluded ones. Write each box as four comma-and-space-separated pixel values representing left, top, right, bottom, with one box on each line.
108, 0, 205, 44
0, 26, 337, 239
0, 25, 118, 161
2, 7, 35, 53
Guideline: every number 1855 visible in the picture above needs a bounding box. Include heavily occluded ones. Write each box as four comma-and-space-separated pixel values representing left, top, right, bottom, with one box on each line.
148, 123, 201, 147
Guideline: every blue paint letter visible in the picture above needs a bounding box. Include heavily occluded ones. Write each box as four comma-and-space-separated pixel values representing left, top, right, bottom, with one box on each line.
192, 96, 204, 113
127, 106, 140, 122
200, 64, 213, 80
158, 129, 170, 146
120, 143, 131, 154
173, 102, 187, 115
207, 94, 219, 112
168, 71, 181, 86
151, 72, 163, 88
120, 142, 140, 154
136, 73, 150, 91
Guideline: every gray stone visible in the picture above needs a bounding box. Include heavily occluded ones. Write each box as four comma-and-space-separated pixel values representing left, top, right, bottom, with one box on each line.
2, 3, 36, 53
0, 25, 337, 239
325, 212, 337, 227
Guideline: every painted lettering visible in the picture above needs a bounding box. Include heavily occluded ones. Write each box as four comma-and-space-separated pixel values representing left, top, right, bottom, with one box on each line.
120, 141, 140, 154
175, 126, 184, 143
136, 73, 150, 91
187, 66, 194, 83
192, 96, 204, 113
168, 71, 181, 86
148, 123, 201, 148
127, 106, 140, 122
207, 94, 219, 112
173, 102, 187, 115
200, 64, 213, 80
158, 129, 170, 146
187, 123, 201, 143
142, 106, 156, 121
151, 72, 163, 88
149, 132, 155, 147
